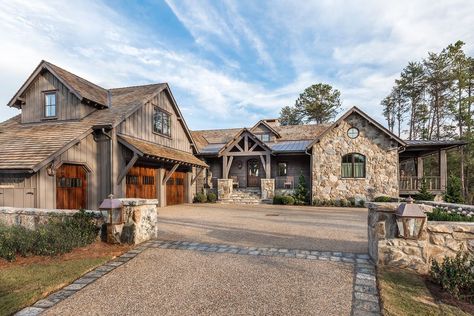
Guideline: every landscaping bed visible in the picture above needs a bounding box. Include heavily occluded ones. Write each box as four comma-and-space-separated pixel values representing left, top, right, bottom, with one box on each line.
379, 267, 474, 316
0, 241, 130, 315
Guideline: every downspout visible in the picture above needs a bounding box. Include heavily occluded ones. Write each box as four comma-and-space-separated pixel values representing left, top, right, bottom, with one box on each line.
305, 146, 313, 205
101, 128, 113, 196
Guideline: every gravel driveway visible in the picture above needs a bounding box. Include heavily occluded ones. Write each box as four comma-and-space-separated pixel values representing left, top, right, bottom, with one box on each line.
43, 204, 376, 316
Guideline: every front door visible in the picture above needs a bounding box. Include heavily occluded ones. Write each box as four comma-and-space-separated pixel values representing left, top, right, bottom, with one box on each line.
126, 166, 157, 199
56, 164, 87, 209
166, 171, 185, 205
247, 159, 261, 187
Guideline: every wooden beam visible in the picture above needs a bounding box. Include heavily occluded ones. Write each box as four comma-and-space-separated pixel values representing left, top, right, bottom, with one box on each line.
162, 163, 179, 185
225, 151, 269, 157
244, 135, 249, 151
117, 153, 139, 184
249, 142, 258, 152
222, 155, 228, 179
439, 149, 447, 191
235, 143, 244, 152
191, 167, 205, 185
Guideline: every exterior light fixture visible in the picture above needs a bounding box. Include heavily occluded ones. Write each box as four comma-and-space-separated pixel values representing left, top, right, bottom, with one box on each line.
395, 196, 426, 239
99, 194, 124, 225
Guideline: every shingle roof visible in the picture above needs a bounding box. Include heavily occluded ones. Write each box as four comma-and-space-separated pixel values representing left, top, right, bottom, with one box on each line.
405, 139, 467, 146
0, 76, 169, 171
118, 134, 207, 168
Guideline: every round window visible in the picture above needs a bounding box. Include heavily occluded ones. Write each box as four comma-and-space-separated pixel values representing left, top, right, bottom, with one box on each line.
347, 127, 359, 139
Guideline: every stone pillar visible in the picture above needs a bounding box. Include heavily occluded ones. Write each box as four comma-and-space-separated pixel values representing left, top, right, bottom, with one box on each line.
108, 199, 159, 244
217, 179, 233, 200
157, 168, 166, 207
439, 149, 447, 191
261, 178, 275, 200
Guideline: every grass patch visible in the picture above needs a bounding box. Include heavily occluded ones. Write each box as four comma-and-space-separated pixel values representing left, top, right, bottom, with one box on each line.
0, 256, 109, 316
379, 267, 472, 316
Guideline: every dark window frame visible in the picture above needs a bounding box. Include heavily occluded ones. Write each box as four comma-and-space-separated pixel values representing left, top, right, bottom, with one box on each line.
43, 90, 57, 118
347, 127, 359, 139
153, 107, 172, 137
260, 133, 270, 142
341, 153, 366, 178
277, 162, 288, 176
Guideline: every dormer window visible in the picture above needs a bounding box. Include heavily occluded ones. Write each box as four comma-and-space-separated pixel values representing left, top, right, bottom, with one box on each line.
257, 133, 270, 142
44, 92, 57, 118
153, 107, 171, 136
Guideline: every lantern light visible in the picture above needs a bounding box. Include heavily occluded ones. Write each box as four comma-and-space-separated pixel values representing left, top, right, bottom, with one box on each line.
395, 196, 426, 239
99, 194, 124, 225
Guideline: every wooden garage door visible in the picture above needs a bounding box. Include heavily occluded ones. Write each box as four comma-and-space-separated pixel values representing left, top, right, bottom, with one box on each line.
56, 164, 87, 210
126, 166, 157, 199
166, 171, 185, 205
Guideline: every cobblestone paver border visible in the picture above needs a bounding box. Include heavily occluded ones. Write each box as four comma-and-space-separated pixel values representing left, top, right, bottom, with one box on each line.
16, 239, 381, 315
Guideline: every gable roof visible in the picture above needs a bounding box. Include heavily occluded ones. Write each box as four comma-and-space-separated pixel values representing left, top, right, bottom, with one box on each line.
250, 120, 281, 138
305, 106, 406, 149
0, 61, 200, 171
8, 60, 109, 108
217, 128, 273, 156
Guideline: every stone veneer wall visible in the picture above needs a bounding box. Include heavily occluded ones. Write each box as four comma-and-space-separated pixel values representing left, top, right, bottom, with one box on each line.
312, 113, 399, 201
260, 179, 275, 200
368, 202, 474, 274
0, 207, 103, 230
217, 179, 233, 200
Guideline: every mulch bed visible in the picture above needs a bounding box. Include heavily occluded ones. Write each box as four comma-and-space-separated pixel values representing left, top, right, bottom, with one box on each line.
425, 278, 474, 315
0, 241, 131, 269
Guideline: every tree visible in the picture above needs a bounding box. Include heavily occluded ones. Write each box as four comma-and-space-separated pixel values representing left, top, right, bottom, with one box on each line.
381, 94, 396, 133
444, 175, 464, 203
294, 83, 342, 124
279, 106, 302, 126
391, 83, 408, 137
292, 171, 308, 205
399, 61, 426, 139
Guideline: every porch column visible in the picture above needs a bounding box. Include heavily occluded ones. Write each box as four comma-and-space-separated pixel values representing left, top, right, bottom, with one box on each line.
265, 153, 271, 179
222, 155, 228, 179
417, 157, 424, 178
157, 168, 166, 207
439, 149, 447, 191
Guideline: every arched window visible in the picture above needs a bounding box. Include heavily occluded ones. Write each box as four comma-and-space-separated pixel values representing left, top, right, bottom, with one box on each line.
341, 153, 366, 178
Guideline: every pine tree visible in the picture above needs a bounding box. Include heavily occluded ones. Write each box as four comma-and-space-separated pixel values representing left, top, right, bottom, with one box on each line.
293, 171, 308, 205
381, 95, 396, 133
294, 83, 342, 124
279, 106, 302, 126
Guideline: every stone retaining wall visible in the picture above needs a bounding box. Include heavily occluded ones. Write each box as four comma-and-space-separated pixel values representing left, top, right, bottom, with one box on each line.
368, 202, 474, 274
0, 207, 102, 230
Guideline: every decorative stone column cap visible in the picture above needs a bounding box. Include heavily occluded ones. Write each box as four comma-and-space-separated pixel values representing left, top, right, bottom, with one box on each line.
118, 198, 159, 206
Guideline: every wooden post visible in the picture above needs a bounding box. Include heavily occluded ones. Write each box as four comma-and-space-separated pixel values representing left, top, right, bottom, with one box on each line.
157, 168, 166, 207
440, 149, 447, 191
222, 155, 228, 179
265, 153, 271, 179
417, 157, 424, 179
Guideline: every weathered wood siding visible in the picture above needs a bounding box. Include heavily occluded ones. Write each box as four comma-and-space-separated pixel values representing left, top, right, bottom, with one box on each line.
36, 133, 110, 209
21, 71, 95, 123
117, 90, 193, 153
0, 174, 37, 208
271, 155, 311, 188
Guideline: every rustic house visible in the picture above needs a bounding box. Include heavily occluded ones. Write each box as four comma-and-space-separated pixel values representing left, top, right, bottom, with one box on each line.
192, 108, 465, 204
0, 61, 207, 209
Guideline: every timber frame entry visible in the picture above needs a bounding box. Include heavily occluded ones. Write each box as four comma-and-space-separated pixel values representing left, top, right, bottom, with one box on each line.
219, 129, 272, 180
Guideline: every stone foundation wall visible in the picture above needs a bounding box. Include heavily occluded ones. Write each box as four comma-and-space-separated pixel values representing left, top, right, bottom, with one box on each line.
0, 207, 103, 230
368, 202, 474, 274
312, 113, 399, 201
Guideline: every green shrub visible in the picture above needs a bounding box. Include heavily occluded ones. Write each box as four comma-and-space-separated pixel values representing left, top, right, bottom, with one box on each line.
0, 210, 99, 261
415, 178, 435, 201
427, 208, 474, 222
444, 175, 464, 204
193, 192, 207, 203
281, 195, 295, 205
430, 252, 474, 302
357, 199, 365, 207
373, 196, 393, 202
207, 192, 217, 203
292, 172, 308, 205
348, 197, 356, 207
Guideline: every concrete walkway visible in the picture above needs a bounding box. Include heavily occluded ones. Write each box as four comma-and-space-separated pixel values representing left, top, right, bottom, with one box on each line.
38, 204, 379, 315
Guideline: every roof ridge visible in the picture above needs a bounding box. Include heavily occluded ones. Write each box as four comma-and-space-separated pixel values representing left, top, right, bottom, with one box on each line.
44, 61, 107, 92
110, 83, 166, 91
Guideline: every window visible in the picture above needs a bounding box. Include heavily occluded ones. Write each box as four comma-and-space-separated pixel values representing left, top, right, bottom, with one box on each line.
57, 177, 82, 188
341, 153, 366, 178
143, 176, 155, 185
278, 162, 288, 176
261, 133, 270, 142
347, 127, 359, 139
44, 92, 56, 117
153, 108, 171, 136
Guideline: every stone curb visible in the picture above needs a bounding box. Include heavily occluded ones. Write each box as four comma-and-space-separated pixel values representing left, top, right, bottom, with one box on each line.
14, 243, 152, 316
351, 262, 381, 316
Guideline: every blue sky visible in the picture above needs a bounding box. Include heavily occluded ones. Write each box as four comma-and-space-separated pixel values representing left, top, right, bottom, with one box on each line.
0, 0, 473, 130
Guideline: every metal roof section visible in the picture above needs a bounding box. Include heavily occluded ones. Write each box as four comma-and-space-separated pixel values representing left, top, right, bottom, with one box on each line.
199, 140, 313, 155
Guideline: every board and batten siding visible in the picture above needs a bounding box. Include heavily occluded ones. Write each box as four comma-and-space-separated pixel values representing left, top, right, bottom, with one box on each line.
36, 133, 110, 210
21, 71, 96, 123
0, 174, 37, 208
117, 90, 193, 153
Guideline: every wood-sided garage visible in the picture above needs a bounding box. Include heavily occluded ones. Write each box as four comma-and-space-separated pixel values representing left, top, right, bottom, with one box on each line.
119, 135, 207, 206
